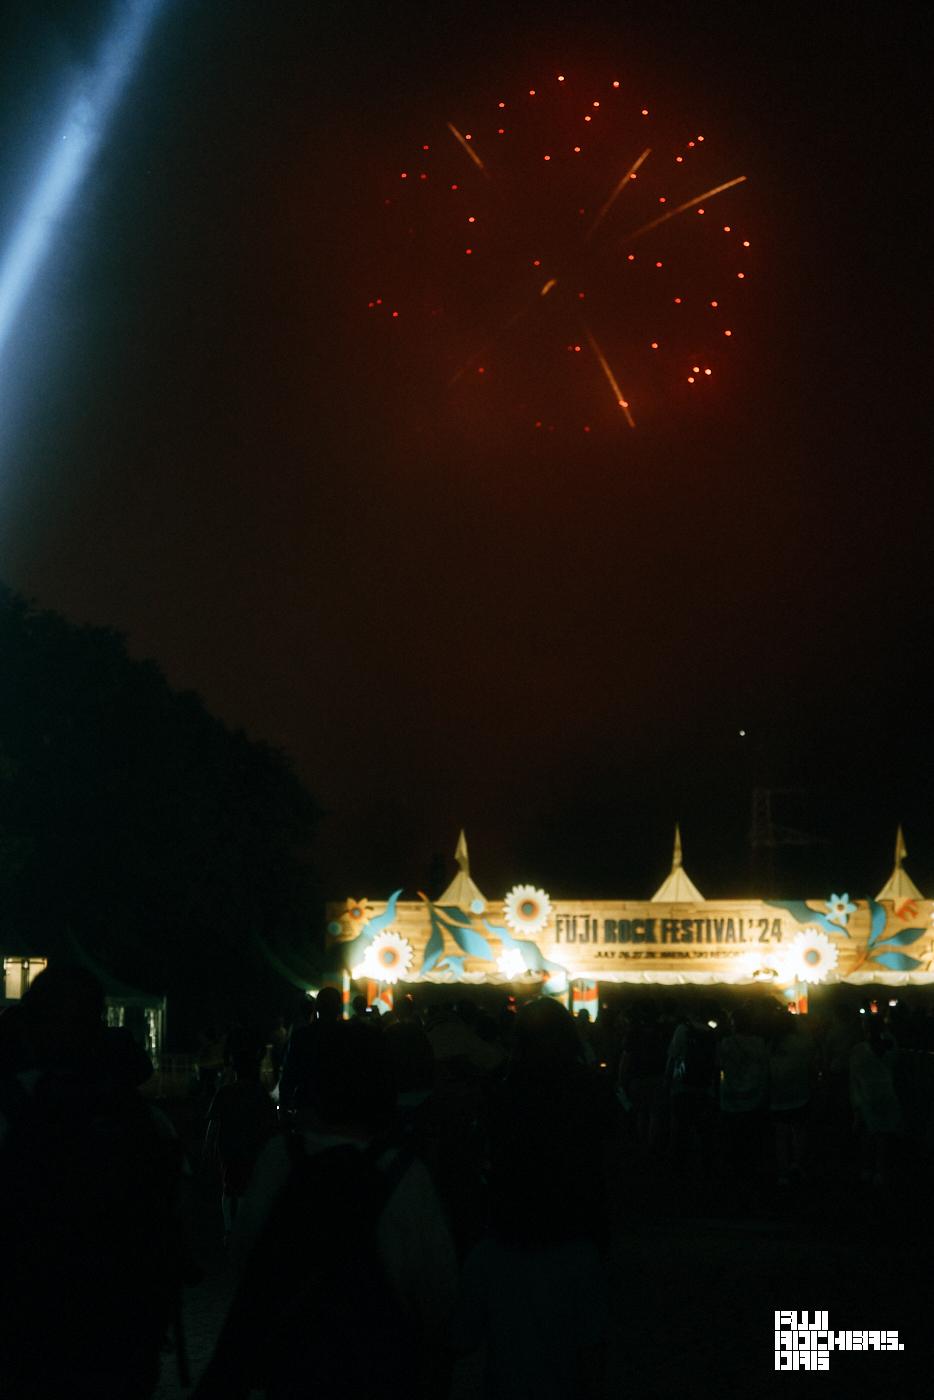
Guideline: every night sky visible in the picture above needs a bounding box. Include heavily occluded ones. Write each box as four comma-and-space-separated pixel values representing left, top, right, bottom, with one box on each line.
1, 1, 931, 904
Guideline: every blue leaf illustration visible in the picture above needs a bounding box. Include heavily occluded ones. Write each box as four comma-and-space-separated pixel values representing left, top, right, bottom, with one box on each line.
765, 899, 848, 938
439, 905, 475, 926
421, 907, 446, 974
446, 921, 494, 961
516, 939, 549, 971
871, 951, 923, 972
867, 898, 887, 948
483, 918, 518, 950
874, 926, 929, 948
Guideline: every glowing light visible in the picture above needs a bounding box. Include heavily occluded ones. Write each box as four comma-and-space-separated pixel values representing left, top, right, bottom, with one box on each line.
451, 183, 459, 190
498, 128, 505, 135
400, 171, 408, 179
573, 145, 581, 153
673, 296, 682, 303
593, 101, 600, 108
465, 248, 473, 255
497, 948, 527, 981
422, 144, 430, 151
612, 80, 620, 88
0, 0, 166, 372
723, 225, 731, 232
650, 341, 658, 349
419, 173, 428, 180
704, 368, 712, 375
687, 375, 695, 383
529, 89, 536, 96
391, 310, 399, 318
743, 239, 750, 247
543, 154, 551, 161
627, 254, 635, 261
573, 344, 581, 352
655, 260, 663, 268
658, 196, 666, 203
697, 134, 704, 141
498, 101, 506, 108
710, 300, 718, 307
584, 115, 592, 122
676, 156, 684, 163
697, 207, 705, 214
467, 215, 476, 222
540, 278, 557, 296
641, 108, 649, 116
558, 74, 565, 82
577, 291, 586, 298
724, 328, 732, 336
477, 366, 485, 373
692, 365, 700, 372
737, 271, 745, 278
532, 258, 541, 267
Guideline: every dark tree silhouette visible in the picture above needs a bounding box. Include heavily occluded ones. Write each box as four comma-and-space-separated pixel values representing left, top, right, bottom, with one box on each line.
1, 585, 321, 1041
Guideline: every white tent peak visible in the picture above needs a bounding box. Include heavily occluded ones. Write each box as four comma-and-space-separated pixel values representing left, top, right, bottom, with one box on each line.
876, 824, 923, 901
651, 822, 704, 902
438, 828, 488, 909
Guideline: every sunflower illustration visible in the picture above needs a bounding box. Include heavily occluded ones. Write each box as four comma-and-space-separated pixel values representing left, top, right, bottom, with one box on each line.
360, 931, 413, 984
790, 928, 839, 984
503, 885, 552, 936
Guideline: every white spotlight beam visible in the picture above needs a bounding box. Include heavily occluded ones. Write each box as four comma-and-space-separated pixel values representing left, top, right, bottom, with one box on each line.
0, 0, 166, 370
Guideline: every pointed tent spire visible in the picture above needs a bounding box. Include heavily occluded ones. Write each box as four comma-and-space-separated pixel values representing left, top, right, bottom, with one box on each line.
876, 824, 923, 900
651, 822, 703, 902
438, 828, 488, 909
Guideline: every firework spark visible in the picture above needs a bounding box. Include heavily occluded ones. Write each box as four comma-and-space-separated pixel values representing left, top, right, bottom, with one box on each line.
587, 147, 651, 239
625, 175, 748, 243
585, 327, 635, 427
446, 122, 487, 174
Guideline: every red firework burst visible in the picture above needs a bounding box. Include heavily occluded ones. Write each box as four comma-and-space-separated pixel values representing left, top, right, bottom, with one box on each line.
366, 70, 755, 437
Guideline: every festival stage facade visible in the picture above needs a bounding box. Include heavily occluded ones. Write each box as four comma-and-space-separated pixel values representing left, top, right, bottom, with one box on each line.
324, 829, 933, 1015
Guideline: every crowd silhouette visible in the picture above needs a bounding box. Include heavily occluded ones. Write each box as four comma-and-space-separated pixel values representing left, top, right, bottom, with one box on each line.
1, 969, 933, 1397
